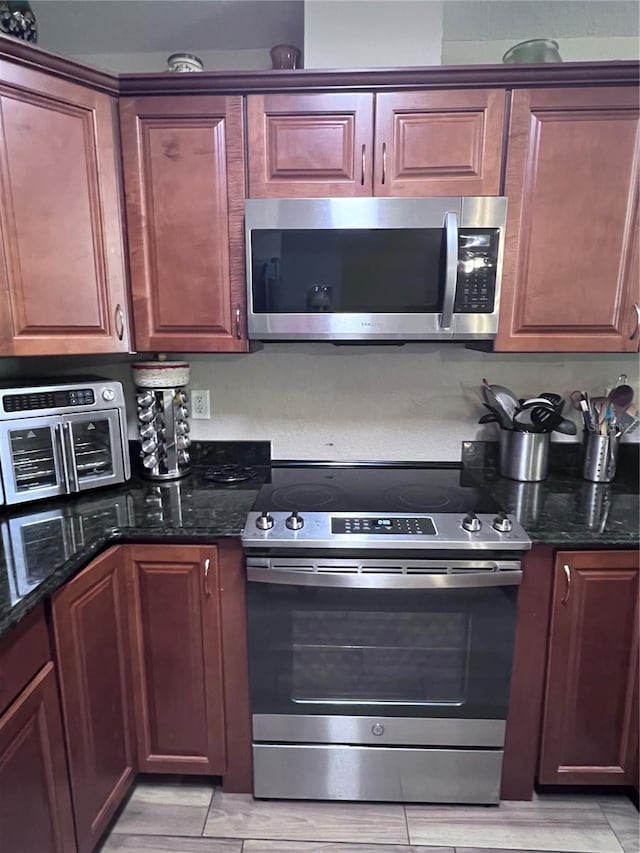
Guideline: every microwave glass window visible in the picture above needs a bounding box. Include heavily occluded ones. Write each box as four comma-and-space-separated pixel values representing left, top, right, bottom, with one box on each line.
252, 229, 446, 314
9, 427, 57, 492
70, 420, 114, 480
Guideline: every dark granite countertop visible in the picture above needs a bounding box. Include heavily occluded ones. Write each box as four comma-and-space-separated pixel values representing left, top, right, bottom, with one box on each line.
462, 441, 639, 547
0, 440, 637, 642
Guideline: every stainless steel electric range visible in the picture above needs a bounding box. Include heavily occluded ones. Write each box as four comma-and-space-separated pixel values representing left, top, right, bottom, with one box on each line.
241, 463, 531, 806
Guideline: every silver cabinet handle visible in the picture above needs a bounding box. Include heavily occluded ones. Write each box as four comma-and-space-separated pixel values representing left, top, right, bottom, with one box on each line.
629, 303, 640, 341
203, 558, 211, 598
561, 563, 571, 605
440, 211, 459, 330
235, 305, 241, 340
360, 144, 365, 186
115, 304, 125, 341
381, 142, 387, 185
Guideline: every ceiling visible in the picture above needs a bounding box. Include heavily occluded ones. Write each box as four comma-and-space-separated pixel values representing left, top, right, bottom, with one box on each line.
30, 0, 305, 54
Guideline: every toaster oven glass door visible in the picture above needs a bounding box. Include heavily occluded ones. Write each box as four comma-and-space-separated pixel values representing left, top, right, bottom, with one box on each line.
61, 410, 125, 492
0, 416, 66, 503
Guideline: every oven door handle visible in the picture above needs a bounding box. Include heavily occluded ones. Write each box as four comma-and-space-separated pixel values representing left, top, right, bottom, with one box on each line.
246, 567, 522, 589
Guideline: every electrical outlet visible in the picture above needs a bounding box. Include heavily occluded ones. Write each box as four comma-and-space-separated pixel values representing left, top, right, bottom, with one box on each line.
190, 389, 210, 419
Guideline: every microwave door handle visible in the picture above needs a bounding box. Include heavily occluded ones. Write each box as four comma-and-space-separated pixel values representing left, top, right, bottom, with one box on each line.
62, 422, 80, 492
440, 211, 459, 330
54, 423, 70, 494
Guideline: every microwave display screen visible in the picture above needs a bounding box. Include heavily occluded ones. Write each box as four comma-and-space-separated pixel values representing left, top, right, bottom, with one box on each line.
251, 229, 446, 314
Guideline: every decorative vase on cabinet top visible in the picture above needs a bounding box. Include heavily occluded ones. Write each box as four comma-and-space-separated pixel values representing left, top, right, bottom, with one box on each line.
0, 1, 36, 42
502, 39, 562, 63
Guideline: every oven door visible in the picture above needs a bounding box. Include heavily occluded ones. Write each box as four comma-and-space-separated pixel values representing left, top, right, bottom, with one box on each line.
247, 557, 521, 745
60, 410, 126, 492
0, 416, 67, 504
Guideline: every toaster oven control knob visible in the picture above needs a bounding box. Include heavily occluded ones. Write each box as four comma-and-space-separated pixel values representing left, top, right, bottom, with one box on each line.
462, 513, 482, 533
492, 512, 513, 533
285, 511, 304, 531
101, 387, 116, 402
256, 512, 274, 531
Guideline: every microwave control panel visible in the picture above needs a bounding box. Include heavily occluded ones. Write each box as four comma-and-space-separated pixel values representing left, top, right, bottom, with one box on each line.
454, 229, 500, 314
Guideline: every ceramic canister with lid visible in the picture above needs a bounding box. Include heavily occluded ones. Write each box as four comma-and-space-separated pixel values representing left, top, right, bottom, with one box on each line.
132, 361, 192, 480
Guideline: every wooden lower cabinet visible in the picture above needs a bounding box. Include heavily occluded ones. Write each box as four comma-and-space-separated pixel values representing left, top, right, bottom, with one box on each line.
539, 550, 639, 785
0, 663, 76, 853
126, 544, 225, 774
52, 546, 135, 853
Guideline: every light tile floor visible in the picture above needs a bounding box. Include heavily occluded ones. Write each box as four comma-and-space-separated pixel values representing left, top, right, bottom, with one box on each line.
101, 778, 639, 853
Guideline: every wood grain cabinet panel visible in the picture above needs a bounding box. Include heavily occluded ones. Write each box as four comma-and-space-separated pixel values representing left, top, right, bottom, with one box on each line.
497, 87, 640, 352
539, 550, 639, 785
0, 663, 76, 853
247, 93, 374, 197
127, 544, 225, 775
52, 546, 135, 853
0, 62, 130, 356
374, 89, 505, 196
119, 95, 249, 352
247, 90, 505, 198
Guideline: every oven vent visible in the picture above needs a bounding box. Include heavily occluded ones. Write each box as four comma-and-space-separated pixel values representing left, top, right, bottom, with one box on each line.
264, 558, 515, 575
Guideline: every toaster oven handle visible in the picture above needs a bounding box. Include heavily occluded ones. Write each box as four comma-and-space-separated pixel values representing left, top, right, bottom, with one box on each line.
440, 211, 459, 330
54, 423, 70, 494
62, 422, 80, 492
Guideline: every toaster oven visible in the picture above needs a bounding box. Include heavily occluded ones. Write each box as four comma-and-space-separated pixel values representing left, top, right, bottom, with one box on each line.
0, 377, 130, 505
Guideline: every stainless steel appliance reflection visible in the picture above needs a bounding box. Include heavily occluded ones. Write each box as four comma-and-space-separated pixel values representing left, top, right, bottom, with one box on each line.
242, 464, 531, 804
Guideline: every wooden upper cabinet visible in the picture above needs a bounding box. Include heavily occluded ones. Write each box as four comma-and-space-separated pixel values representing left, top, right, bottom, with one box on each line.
0, 61, 130, 357
119, 95, 249, 352
374, 89, 505, 196
247, 93, 374, 197
246, 90, 505, 198
497, 87, 640, 352
126, 544, 225, 775
539, 550, 639, 786
52, 546, 135, 853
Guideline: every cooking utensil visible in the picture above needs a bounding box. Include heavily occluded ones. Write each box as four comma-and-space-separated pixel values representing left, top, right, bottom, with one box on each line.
608, 383, 634, 415
481, 379, 518, 427
478, 412, 502, 425
553, 417, 578, 436
530, 405, 564, 433
539, 392, 564, 412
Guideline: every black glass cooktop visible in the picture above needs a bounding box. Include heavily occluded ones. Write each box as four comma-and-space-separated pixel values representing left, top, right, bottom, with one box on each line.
252, 464, 501, 514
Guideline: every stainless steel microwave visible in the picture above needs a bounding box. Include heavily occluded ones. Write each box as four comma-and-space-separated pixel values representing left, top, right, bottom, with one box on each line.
0, 378, 130, 506
245, 197, 507, 342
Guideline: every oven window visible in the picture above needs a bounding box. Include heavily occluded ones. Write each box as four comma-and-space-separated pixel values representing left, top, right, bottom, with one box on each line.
9, 427, 57, 491
247, 583, 517, 720
291, 610, 468, 706
251, 229, 446, 314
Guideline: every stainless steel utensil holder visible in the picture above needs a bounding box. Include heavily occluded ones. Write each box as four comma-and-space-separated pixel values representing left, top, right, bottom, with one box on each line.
498, 430, 549, 482
583, 432, 620, 483
136, 386, 191, 480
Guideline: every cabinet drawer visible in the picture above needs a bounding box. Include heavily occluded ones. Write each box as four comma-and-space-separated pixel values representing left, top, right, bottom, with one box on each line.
0, 605, 50, 715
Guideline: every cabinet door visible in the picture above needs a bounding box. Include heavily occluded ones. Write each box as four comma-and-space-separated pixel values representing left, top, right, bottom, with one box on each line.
0, 62, 130, 356
0, 663, 76, 853
119, 95, 249, 352
539, 550, 639, 785
374, 89, 505, 196
127, 544, 225, 774
497, 87, 640, 352
52, 546, 135, 853
247, 93, 374, 197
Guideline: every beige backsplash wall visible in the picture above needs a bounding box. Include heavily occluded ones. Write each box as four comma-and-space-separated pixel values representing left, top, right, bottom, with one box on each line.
2, 345, 637, 462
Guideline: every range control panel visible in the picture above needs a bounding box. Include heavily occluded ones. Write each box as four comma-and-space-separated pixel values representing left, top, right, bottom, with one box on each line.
454, 229, 499, 314
331, 517, 437, 535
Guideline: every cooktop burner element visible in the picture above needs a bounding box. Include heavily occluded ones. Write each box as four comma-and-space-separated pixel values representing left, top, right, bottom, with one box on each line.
205, 464, 256, 484
243, 464, 532, 552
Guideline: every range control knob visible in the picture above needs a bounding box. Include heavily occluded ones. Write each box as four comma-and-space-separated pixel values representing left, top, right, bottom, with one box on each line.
492, 512, 513, 533
101, 387, 116, 402
462, 513, 482, 533
256, 512, 274, 531
285, 511, 304, 531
